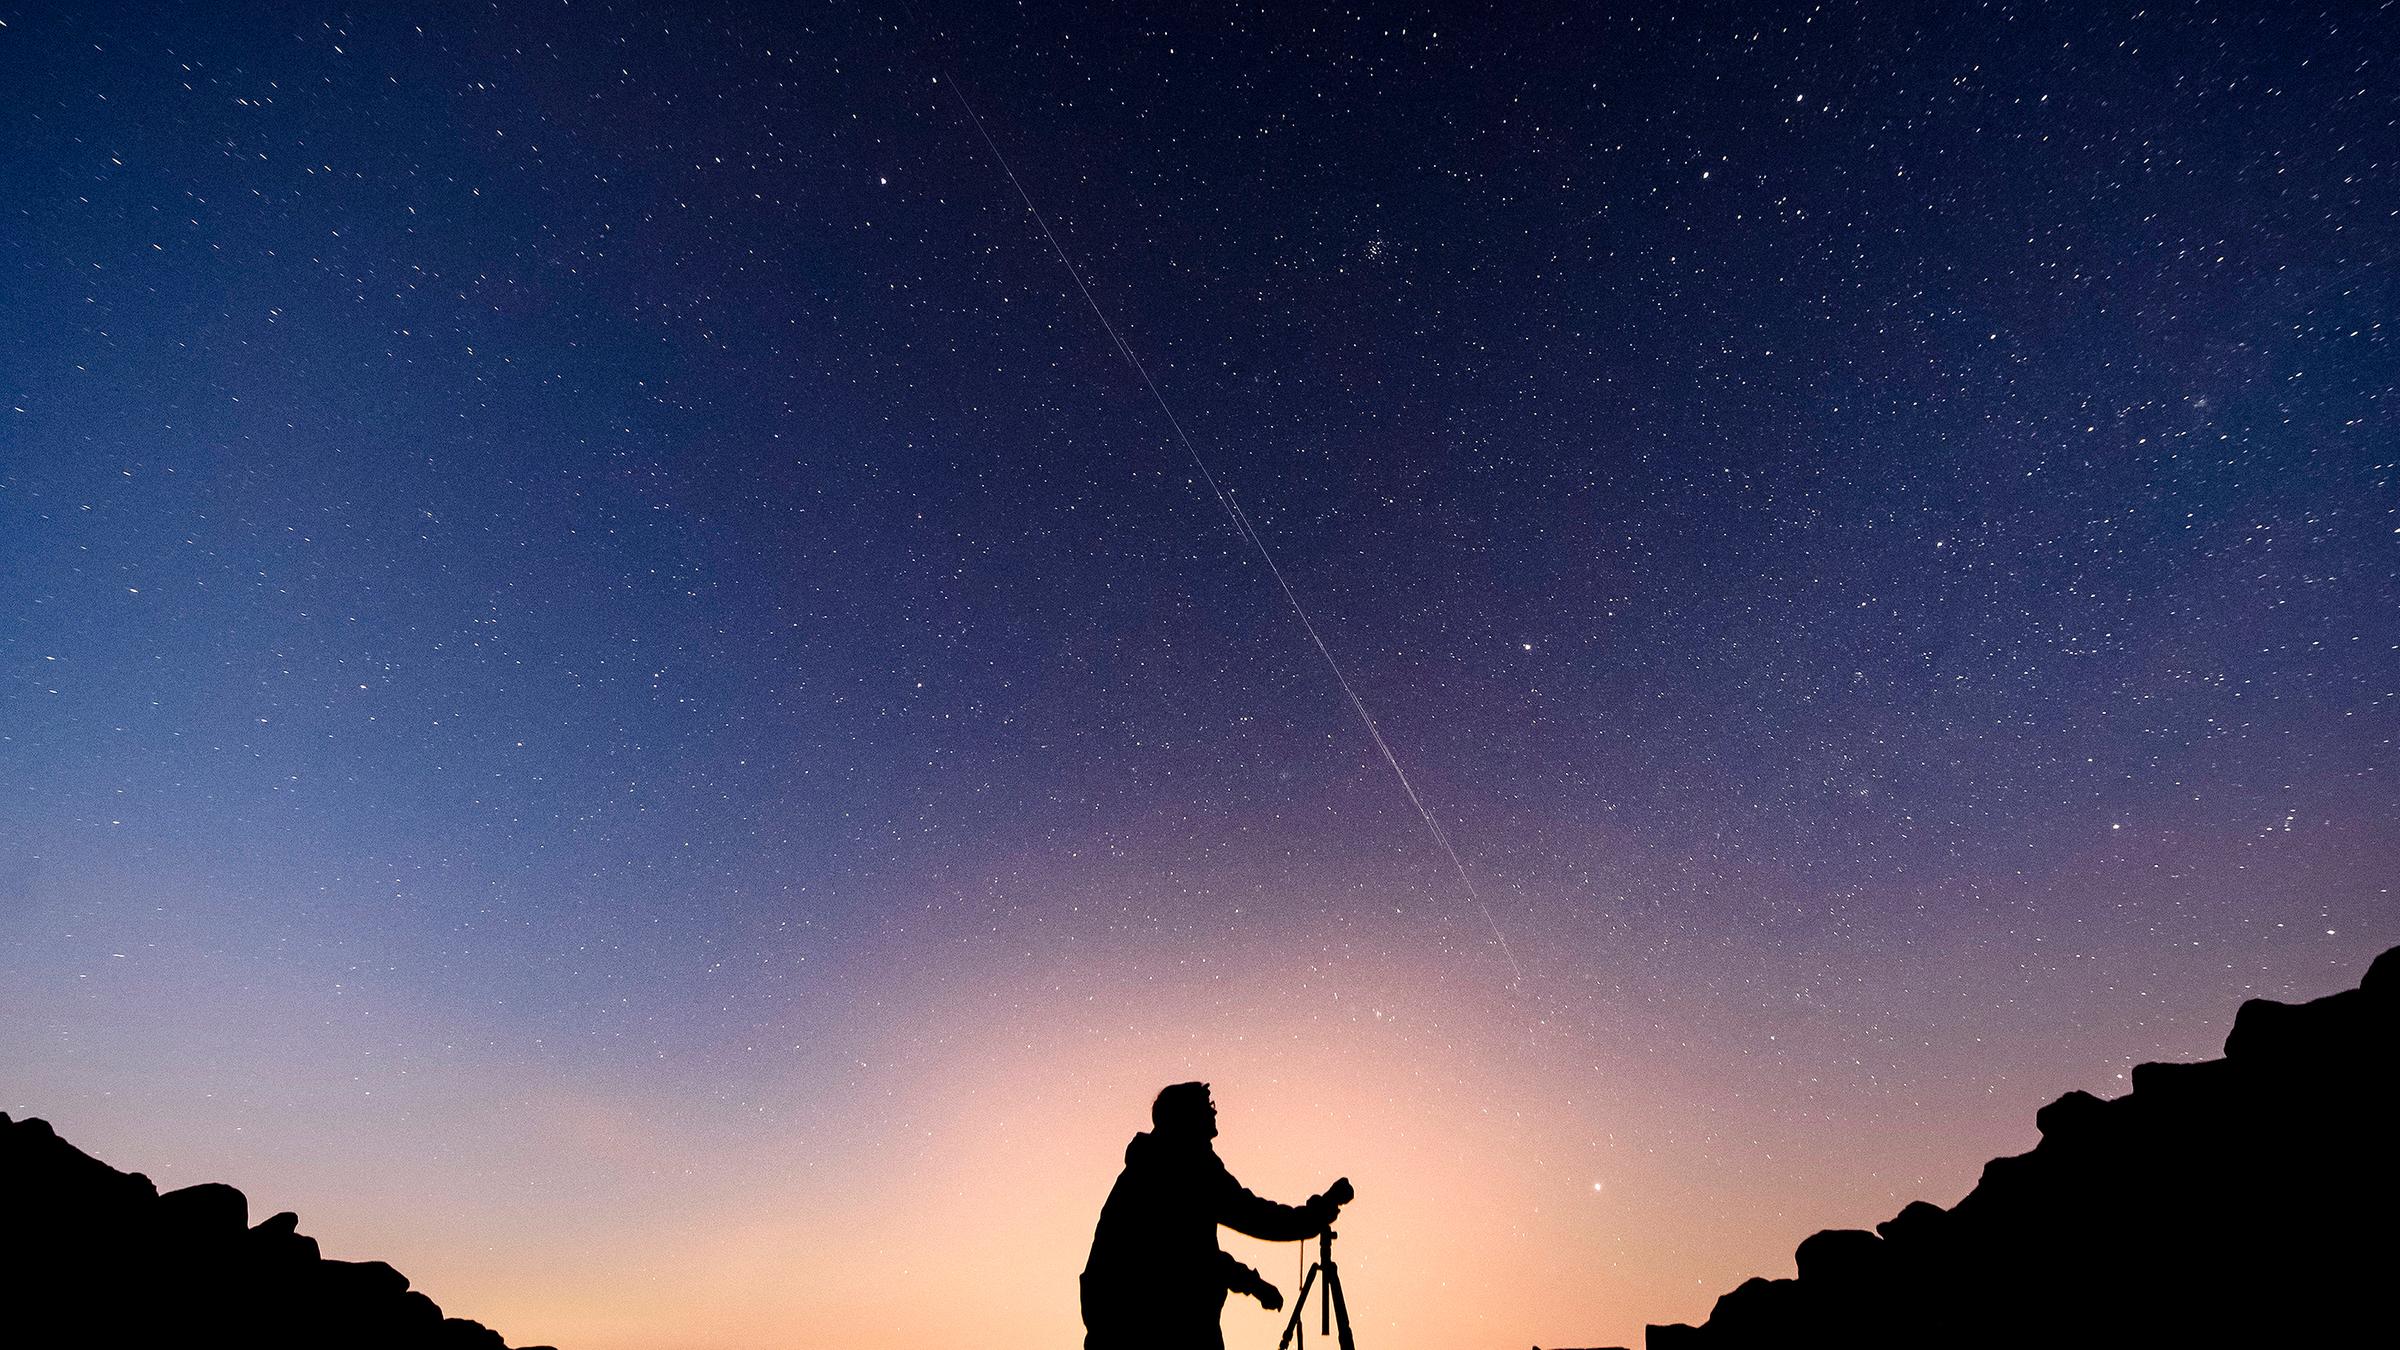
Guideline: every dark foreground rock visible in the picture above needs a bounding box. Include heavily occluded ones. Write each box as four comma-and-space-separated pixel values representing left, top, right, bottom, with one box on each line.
0, 1114, 554, 1350
1644, 945, 2398, 1349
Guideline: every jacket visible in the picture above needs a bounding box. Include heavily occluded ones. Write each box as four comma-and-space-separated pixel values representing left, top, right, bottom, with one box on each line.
1080, 1129, 1328, 1350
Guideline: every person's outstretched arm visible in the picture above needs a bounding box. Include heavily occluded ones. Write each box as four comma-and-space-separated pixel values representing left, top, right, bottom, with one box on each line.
1210, 1158, 1340, 1242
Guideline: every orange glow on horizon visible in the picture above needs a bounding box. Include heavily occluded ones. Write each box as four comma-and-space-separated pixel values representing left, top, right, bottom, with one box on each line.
347, 944, 2008, 1350
15, 856, 2368, 1350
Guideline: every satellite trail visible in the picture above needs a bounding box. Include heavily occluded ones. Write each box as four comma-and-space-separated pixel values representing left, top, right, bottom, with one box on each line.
935, 71, 1524, 985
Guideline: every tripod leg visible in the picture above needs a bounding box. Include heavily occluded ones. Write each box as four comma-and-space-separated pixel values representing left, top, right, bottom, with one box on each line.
1326, 1263, 1356, 1350
1275, 1264, 1321, 1350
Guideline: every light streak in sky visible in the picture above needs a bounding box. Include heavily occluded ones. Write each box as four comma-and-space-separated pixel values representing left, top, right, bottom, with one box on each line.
933, 70, 1524, 985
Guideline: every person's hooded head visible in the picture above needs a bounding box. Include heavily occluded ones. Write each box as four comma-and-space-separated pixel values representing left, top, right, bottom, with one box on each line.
1152, 1081, 1218, 1140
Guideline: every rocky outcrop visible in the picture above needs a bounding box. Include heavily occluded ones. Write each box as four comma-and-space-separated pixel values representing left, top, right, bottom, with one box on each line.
1643, 945, 2397, 1348
0, 1113, 552, 1349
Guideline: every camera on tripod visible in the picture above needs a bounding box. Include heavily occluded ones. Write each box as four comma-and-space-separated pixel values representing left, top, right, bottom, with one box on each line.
1280, 1178, 1360, 1350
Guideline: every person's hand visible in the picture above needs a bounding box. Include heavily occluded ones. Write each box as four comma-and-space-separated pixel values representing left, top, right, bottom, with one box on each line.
1230, 1267, 1283, 1311
1307, 1176, 1354, 1231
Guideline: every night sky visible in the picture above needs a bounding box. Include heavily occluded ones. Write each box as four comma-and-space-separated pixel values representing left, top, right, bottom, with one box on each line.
4, 3, 2395, 1347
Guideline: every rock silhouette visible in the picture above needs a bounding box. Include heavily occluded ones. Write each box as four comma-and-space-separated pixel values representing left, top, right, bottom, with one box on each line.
1643, 944, 2397, 1349
0, 1113, 550, 1350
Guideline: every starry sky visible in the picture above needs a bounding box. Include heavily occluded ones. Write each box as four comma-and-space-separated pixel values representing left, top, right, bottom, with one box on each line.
3, 2, 2395, 1347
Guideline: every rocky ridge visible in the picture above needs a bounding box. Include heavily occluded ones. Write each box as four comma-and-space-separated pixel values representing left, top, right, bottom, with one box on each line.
0, 1112, 550, 1349
1645, 944, 2397, 1348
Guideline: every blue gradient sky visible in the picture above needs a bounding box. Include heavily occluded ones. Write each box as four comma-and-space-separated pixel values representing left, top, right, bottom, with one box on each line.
4, 3, 2395, 1346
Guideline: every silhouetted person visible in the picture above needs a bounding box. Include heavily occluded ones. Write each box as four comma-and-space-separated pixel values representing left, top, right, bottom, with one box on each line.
1081, 1082, 1348, 1350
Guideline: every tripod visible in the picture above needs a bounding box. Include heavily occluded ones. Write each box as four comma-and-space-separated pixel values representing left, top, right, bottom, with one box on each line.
1275, 1228, 1355, 1350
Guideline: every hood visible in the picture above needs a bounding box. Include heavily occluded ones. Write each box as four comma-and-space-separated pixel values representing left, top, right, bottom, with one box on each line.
1124, 1128, 1208, 1168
